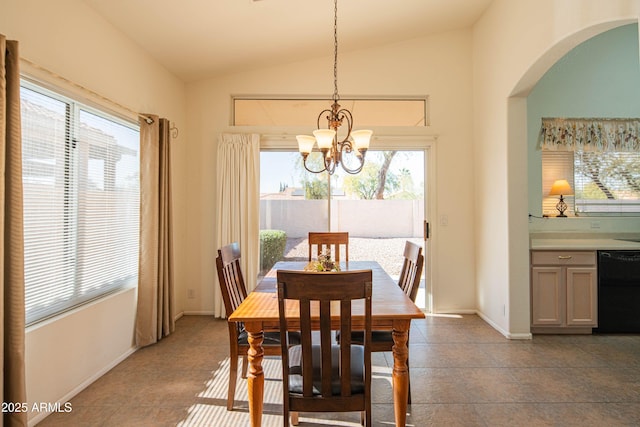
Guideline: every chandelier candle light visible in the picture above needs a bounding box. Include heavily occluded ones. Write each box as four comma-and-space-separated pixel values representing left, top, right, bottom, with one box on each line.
296, 0, 373, 175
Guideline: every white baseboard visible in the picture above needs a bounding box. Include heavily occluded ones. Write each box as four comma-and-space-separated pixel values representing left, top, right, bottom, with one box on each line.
27, 346, 138, 427
476, 310, 533, 340
432, 308, 477, 314
181, 310, 216, 316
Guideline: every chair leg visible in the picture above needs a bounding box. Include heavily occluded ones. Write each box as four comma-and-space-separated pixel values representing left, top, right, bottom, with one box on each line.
227, 356, 239, 411
241, 355, 248, 379
407, 373, 412, 404
407, 352, 412, 404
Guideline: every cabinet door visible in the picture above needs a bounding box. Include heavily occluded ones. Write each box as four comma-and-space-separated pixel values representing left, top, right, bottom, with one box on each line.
566, 267, 597, 326
531, 266, 563, 326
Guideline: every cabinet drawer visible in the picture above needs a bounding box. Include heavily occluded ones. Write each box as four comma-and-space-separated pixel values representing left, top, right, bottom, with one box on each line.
531, 251, 596, 266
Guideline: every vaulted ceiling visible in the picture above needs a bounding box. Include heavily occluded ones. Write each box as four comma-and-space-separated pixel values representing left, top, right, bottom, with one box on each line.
83, 0, 493, 82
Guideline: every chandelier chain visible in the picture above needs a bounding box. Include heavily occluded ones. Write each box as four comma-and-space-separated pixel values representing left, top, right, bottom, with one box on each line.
333, 0, 339, 103
295, 0, 371, 175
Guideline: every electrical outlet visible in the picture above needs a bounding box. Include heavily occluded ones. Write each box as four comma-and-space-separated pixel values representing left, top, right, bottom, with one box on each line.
591, 221, 601, 229
187, 289, 195, 299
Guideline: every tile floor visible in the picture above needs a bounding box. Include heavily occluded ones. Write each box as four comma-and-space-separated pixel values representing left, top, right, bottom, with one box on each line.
38, 314, 640, 426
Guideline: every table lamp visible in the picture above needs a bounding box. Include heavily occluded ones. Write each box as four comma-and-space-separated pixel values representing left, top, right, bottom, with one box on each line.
549, 179, 574, 217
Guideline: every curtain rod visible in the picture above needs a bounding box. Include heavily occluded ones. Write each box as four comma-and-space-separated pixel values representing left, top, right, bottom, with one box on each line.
20, 57, 179, 138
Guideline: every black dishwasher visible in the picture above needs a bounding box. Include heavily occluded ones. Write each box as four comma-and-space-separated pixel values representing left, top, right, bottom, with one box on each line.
595, 250, 640, 333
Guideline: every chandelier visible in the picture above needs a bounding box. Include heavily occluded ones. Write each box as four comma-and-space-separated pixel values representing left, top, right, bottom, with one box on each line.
296, 0, 372, 175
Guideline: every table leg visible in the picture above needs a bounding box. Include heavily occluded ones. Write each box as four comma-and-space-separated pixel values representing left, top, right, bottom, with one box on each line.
391, 319, 410, 427
245, 321, 265, 427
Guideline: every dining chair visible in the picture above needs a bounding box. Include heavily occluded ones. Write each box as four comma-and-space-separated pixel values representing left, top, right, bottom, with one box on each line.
215, 242, 291, 411
397, 240, 424, 303
276, 269, 373, 427
340, 240, 423, 403
308, 231, 349, 262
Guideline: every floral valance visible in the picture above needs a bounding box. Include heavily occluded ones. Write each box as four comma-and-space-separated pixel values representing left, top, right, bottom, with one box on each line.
538, 118, 640, 152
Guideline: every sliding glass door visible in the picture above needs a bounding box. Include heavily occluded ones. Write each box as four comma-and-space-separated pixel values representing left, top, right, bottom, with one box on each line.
259, 148, 428, 309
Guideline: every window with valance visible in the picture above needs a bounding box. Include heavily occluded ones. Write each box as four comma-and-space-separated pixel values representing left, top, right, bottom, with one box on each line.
539, 118, 640, 216
539, 118, 640, 152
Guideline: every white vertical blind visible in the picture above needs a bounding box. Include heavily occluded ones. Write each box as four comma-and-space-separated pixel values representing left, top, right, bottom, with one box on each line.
21, 82, 140, 325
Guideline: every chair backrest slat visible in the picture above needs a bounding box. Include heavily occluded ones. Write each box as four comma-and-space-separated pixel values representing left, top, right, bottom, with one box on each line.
308, 232, 349, 262
299, 299, 314, 397
340, 299, 352, 396
319, 299, 333, 397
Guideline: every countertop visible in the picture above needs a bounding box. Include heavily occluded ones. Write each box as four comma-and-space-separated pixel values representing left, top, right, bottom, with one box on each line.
530, 237, 640, 250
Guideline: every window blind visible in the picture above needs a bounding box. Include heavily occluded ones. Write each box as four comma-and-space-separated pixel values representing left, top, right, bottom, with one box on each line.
574, 151, 640, 214
21, 82, 140, 325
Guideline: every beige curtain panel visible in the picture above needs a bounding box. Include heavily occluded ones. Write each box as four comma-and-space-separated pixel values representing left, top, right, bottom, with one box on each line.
135, 115, 175, 347
1, 34, 27, 427
214, 133, 260, 318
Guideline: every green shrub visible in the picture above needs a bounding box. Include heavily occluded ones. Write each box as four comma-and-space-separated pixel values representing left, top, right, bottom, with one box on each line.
259, 229, 287, 272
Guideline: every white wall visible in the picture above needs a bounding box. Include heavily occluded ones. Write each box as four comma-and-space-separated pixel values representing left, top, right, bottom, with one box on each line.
1, 0, 187, 423
472, 0, 640, 338
25, 289, 137, 419
260, 200, 424, 238
185, 29, 478, 315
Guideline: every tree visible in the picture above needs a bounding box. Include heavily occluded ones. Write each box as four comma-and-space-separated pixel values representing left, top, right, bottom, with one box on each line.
304, 177, 328, 199
343, 154, 399, 200
575, 153, 614, 199
387, 167, 420, 200
343, 163, 381, 199
398, 167, 413, 193
374, 151, 398, 199
293, 152, 329, 199
575, 152, 640, 200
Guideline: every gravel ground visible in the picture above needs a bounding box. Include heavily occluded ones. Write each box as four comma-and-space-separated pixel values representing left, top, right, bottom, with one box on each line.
283, 237, 423, 277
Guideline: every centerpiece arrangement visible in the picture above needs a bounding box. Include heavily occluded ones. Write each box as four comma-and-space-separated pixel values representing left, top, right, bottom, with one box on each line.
304, 250, 341, 272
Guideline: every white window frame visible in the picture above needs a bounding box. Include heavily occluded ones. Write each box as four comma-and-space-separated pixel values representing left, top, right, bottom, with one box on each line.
21, 79, 140, 325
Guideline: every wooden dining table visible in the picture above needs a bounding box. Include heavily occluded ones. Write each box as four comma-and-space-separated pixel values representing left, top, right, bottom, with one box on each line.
228, 260, 425, 427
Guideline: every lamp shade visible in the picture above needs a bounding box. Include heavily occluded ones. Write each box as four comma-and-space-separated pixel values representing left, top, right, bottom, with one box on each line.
313, 129, 336, 150
350, 129, 373, 152
549, 179, 574, 196
296, 135, 316, 154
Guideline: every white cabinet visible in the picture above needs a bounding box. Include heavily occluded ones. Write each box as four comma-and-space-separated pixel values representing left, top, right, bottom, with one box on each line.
530, 250, 597, 333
